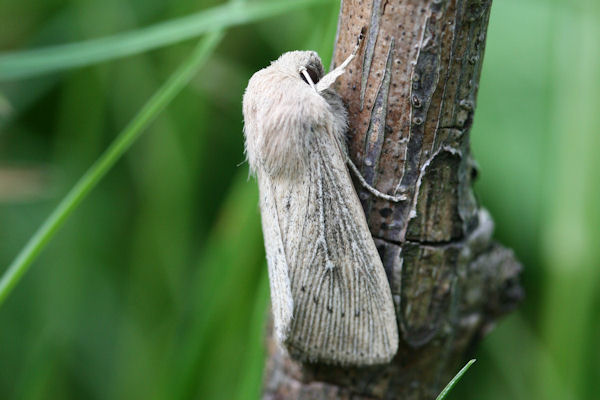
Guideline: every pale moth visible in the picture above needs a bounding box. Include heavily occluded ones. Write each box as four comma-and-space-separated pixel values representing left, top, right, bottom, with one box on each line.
242, 47, 399, 366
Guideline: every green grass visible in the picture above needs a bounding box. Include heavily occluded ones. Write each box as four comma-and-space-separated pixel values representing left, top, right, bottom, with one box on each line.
0, 0, 332, 80
0, 31, 224, 307
436, 360, 476, 400
1, 0, 599, 399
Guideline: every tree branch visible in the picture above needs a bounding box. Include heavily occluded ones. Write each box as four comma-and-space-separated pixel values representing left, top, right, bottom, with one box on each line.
262, 1, 523, 398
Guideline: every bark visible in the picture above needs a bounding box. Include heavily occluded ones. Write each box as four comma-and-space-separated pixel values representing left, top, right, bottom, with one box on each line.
262, 1, 523, 399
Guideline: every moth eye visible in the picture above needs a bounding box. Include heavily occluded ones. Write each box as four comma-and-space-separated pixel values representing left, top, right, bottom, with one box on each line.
300, 66, 320, 85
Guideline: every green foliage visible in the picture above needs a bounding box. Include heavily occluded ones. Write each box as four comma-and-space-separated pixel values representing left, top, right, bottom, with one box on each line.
0, 0, 330, 80
0, 0, 598, 399
0, 32, 224, 307
436, 360, 475, 400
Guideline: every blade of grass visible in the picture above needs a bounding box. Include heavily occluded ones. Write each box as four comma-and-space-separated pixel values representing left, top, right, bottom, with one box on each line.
435, 359, 476, 400
0, 31, 223, 308
155, 170, 263, 400
0, 0, 331, 81
234, 269, 269, 400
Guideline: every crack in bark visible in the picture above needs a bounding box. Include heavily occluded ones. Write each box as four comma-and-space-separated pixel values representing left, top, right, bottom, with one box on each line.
361, 37, 396, 214
374, 235, 464, 248
360, 0, 383, 110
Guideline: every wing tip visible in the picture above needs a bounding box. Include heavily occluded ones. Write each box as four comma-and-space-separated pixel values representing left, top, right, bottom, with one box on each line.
284, 329, 399, 367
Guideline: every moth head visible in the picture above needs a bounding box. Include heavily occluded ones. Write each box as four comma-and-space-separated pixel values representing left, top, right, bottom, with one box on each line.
273, 51, 324, 88
243, 50, 341, 179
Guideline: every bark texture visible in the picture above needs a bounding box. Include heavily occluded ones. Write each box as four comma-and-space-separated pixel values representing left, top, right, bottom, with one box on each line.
262, 1, 523, 399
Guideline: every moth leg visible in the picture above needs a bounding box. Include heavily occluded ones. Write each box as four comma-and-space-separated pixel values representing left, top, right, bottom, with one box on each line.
346, 157, 408, 202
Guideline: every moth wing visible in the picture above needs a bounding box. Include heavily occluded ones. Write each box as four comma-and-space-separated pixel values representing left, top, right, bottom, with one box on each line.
257, 172, 294, 343
271, 128, 399, 366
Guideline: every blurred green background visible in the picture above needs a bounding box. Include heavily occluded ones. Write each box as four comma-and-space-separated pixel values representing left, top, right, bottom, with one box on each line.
0, 0, 598, 399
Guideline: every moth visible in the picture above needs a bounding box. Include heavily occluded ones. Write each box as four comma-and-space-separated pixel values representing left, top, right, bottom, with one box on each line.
242, 49, 399, 366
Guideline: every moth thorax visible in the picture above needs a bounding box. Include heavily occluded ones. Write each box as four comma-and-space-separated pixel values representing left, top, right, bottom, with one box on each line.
259, 124, 309, 179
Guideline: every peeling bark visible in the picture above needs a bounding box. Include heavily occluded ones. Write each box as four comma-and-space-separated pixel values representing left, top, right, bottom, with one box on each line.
262, 1, 523, 399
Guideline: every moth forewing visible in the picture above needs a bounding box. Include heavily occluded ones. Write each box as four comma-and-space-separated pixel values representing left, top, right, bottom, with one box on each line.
243, 51, 399, 366
256, 173, 293, 343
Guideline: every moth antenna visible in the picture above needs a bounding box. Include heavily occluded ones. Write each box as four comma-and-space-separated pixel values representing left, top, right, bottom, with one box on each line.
299, 66, 317, 91
346, 157, 408, 202
316, 28, 366, 93
353, 26, 367, 56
